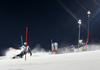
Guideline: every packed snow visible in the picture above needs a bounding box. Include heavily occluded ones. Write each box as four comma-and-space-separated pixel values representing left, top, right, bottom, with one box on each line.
0, 44, 100, 70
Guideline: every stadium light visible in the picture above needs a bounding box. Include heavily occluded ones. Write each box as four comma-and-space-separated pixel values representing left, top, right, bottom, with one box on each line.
78, 19, 82, 51
87, 10, 91, 43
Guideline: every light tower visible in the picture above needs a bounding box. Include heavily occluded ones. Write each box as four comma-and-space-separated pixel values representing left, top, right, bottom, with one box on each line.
78, 19, 82, 51
87, 10, 91, 43
85, 11, 91, 50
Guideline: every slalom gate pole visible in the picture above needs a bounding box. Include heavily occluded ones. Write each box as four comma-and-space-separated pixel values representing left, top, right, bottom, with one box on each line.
25, 27, 28, 61
51, 39, 53, 53
21, 36, 23, 46
21, 36, 25, 56
85, 33, 89, 50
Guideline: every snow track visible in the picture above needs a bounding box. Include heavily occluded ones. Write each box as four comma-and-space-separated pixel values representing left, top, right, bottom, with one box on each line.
0, 50, 100, 70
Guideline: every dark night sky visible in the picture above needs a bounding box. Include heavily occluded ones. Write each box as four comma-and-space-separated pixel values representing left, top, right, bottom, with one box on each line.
0, 0, 100, 55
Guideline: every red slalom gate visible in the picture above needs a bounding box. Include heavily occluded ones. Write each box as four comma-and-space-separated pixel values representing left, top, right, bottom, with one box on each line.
85, 33, 89, 50
25, 27, 28, 61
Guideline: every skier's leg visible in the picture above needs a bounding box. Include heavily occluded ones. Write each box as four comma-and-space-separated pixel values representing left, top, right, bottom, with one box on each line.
28, 47, 32, 56
13, 54, 20, 59
13, 50, 25, 59
19, 50, 25, 58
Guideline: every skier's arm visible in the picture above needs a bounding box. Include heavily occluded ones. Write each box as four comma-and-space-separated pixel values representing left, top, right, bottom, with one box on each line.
16, 46, 25, 49
20, 46, 25, 49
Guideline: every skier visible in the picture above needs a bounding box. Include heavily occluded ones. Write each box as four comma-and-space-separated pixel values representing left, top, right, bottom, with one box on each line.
70, 45, 74, 52
13, 42, 32, 59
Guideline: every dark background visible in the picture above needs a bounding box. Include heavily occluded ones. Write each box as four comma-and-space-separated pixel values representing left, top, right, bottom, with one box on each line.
0, 0, 100, 55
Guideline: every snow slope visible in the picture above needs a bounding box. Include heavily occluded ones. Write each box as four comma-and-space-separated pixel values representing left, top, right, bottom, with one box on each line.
0, 50, 100, 70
